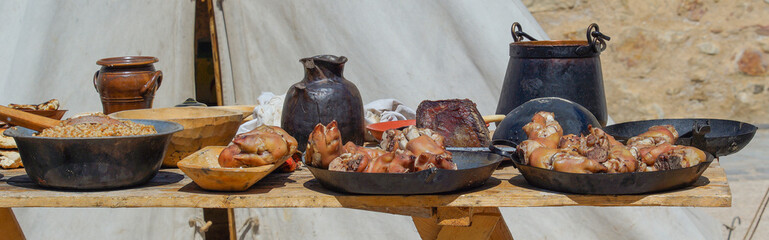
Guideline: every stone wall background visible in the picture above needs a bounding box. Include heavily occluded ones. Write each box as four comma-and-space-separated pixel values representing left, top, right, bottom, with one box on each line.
524, 0, 769, 123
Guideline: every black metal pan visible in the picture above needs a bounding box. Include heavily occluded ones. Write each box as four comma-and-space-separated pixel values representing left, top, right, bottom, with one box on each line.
4, 119, 182, 190
603, 118, 756, 157
303, 147, 503, 195
489, 139, 715, 195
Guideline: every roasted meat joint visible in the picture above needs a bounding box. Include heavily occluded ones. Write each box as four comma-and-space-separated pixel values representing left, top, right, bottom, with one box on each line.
416, 99, 491, 147
517, 111, 707, 173
218, 125, 299, 168
306, 120, 457, 173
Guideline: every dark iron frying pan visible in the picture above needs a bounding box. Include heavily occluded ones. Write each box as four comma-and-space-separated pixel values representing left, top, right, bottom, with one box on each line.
490, 140, 715, 195
303, 147, 503, 195
603, 118, 756, 157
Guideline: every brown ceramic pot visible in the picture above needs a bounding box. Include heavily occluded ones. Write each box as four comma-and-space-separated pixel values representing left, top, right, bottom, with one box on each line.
94, 56, 163, 114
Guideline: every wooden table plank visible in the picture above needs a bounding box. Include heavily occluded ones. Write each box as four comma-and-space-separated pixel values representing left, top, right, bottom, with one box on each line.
0, 161, 731, 208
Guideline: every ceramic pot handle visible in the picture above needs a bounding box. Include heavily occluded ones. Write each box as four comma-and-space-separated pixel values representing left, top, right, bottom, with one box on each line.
141, 71, 163, 96
93, 70, 100, 92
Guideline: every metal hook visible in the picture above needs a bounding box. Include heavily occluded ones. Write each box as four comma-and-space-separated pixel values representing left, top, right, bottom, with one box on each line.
724, 216, 740, 240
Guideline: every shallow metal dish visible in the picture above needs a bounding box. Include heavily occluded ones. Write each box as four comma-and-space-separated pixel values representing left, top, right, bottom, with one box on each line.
490, 140, 715, 195
3, 119, 182, 190
304, 147, 503, 195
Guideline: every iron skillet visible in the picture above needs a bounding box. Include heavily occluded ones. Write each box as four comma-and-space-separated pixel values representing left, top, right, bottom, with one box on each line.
603, 118, 756, 157
303, 147, 503, 195
490, 139, 715, 195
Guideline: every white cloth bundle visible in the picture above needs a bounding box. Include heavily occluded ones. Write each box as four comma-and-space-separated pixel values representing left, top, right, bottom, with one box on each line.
364, 99, 416, 124
236, 92, 285, 135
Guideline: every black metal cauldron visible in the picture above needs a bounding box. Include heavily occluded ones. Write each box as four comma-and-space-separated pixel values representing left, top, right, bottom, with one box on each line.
496, 23, 611, 126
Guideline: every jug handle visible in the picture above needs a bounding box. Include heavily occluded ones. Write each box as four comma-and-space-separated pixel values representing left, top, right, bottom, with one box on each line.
141, 71, 163, 96
511, 22, 538, 42
93, 70, 100, 91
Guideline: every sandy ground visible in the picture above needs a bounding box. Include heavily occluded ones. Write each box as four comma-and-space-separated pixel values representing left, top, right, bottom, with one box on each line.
701, 130, 769, 240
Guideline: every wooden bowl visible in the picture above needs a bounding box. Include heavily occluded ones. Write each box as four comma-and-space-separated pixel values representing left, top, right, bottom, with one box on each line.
20, 109, 67, 120
212, 105, 255, 119
366, 119, 416, 141
109, 107, 243, 167
177, 146, 286, 191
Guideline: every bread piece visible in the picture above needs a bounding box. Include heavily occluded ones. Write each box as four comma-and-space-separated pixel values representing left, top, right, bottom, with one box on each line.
8, 99, 59, 111
0, 129, 17, 149
0, 150, 22, 169
37, 99, 60, 110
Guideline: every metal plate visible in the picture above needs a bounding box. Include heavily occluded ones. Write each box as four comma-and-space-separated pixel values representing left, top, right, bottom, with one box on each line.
490, 140, 716, 195
514, 154, 714, 195
304, 148, 502, 195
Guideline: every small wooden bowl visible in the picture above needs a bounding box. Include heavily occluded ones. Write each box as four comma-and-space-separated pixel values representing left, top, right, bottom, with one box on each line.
20, 109, 67, 120
177, 146, 286, 191
366, 119, 416, 141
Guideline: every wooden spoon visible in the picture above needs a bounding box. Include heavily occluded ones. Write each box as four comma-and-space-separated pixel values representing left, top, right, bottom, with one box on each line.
0, 105, 61, 132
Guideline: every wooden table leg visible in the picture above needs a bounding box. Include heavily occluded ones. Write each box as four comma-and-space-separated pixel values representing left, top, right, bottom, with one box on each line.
412, 207, 512, 240
0, 208, 26, 240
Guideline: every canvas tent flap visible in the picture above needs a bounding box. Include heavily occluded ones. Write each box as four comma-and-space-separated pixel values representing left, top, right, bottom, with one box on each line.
0, 0, 195, 116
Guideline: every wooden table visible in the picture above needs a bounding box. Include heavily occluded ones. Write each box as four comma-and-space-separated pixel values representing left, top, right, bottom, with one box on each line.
0, 161, 731, 239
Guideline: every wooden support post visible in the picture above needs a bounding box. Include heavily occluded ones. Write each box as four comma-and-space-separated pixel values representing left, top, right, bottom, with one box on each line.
0, 208, 26, 240
205, 0, 223, 106
436, 207, 473, 226
227, 208, 237, 240
412, 207, 512, 240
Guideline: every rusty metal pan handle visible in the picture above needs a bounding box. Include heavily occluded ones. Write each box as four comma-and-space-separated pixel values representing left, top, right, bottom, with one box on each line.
511, 22, 538, 42
489, 139, 521, 168
692, 120, 712, 154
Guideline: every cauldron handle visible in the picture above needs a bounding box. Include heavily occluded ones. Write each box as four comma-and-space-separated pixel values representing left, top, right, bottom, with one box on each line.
586, 23, 611, 52
511, 22, 538, 42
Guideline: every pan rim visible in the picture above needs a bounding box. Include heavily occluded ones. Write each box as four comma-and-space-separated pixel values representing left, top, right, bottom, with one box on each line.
3, 119, 183, 140
605, 118, 757, 137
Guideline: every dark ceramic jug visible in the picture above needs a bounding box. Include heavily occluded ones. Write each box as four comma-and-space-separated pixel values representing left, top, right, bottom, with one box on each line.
94, 56, 163, 114
496, 23, 610, 126
281, 55, 365, 151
